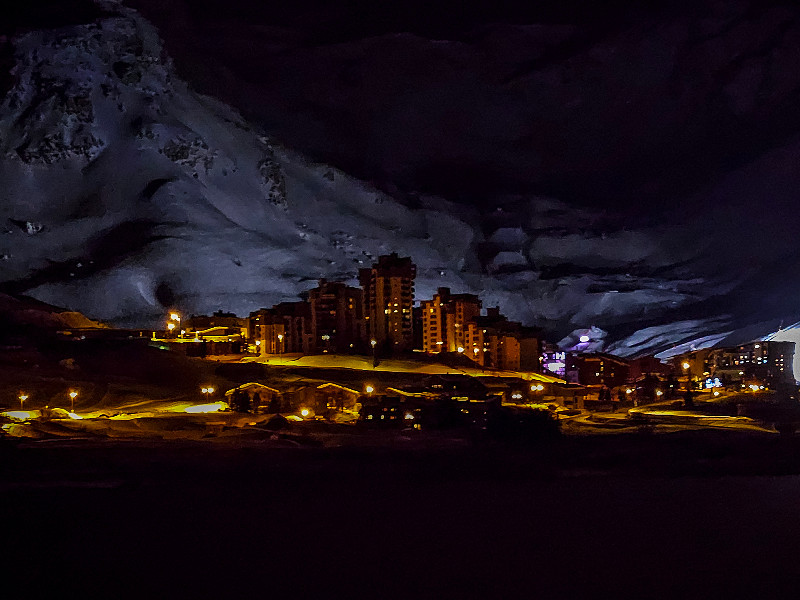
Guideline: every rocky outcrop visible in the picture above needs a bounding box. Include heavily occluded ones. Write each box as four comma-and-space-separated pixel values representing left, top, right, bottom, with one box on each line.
0, 1, 797, 358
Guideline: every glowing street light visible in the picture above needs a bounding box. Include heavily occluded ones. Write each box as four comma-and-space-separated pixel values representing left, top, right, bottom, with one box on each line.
69, 390, 78, 412
579, 335, 590, 343
300, 408, 310, 418
682, 362, 690, 370
370, 338, 378, 367
201, 386, 215, 402
19, 393, 28, 410
168, 312, 181, 338
457, 346, 465, 353
365, 385, 375, 394
277, 333, 284, 358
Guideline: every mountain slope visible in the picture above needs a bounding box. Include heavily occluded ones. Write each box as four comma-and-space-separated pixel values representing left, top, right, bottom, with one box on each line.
0, 1, 796, 358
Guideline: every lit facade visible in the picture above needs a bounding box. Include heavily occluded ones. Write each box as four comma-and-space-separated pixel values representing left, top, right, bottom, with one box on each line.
708, 341, 795, 387
420, 287, 481, 354
359, 253, 416, 351
565, 353, 630, 387
252, 314, 286, 355
185, 310, 247, 338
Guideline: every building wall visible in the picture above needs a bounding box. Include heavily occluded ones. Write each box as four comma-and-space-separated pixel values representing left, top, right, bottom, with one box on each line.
446, 297, 481, 353
466, 322, 485, 366
518, 337, 541, 372
566, 354, 630, 387
421, 294, 446, 353
186, 311, 248, 338
360, 253, 415, 351
420, 288, 481, 355
487, 334, 520, 371
308, 280, 365, 353
250, 303, 313, 354
705, 341, 795, 387
256, 321, 287, 355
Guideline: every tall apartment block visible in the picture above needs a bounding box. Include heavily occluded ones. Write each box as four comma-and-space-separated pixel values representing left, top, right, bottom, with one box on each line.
359, 253, 416, 351
421, 287, 481, 354
306, 279, 365, 353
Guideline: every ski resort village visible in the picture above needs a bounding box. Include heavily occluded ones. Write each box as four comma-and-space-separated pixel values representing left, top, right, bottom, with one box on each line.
2, 251, 798, 442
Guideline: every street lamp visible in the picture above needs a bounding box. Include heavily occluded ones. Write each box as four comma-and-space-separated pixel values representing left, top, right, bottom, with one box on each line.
277, 333, 284, 359
201, 386, 215, 402
19, 393, 28, 410
69, 390, 78, 412
365, 384, 374, 394
371, 339, 377, 367
169, 312, 181, 338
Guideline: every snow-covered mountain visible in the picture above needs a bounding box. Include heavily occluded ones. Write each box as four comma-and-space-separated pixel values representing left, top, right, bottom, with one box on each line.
0, 1, 797, 358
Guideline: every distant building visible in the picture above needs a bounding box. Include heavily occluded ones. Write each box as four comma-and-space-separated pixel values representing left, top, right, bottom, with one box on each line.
185, 310, 247, 338
628, 356, 674, 381
673, 341, 795, 389
306, 279, 365, 353
249, 301, 313, 355
487, 333, 521, 371
708, 341, 795, 388
359, 253, 416, 352
672, 349, 713, 383
565, 353, 630, 388
251, 312, 286, 355
273, 301, 314, 354
466, 307, 541, 371
541, 343, 567, 378
420, 287, 481, 354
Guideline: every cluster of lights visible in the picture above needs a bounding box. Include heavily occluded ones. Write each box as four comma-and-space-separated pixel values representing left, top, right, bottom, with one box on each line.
530, 384, 545, 392
167, 312, 181, 335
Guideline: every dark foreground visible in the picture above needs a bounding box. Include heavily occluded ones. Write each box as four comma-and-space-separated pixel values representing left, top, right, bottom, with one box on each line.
3, 431, 800, 599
